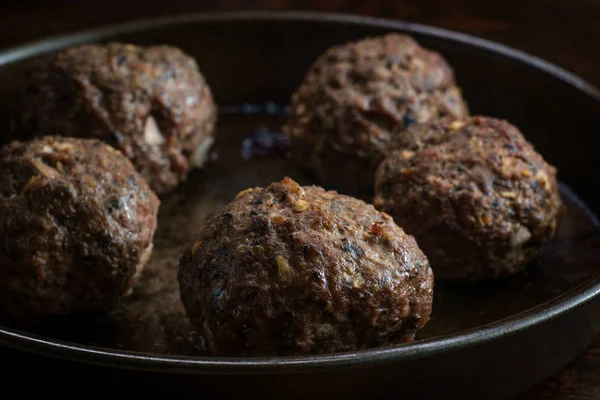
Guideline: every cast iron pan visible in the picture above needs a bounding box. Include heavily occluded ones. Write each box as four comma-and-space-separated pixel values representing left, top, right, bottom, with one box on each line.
1, 11, 600, 400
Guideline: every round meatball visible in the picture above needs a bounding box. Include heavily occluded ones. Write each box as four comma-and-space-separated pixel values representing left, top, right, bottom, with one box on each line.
0, 136, 160, 322
179, 177, 433, 356
13, 43, 217, 194
374, 116, 562, 281
286, 33, 468, 194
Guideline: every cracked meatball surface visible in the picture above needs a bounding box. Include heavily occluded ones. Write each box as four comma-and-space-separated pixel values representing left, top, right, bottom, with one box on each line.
0, 136, 160, 323
13, 43, 217, 194
286, 33, 468, 194
179, 177, 433, 356
374, 116, 562, 281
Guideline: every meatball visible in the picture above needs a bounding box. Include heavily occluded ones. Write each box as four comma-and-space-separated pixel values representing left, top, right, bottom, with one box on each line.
286, 33, 468, 194
13, 43, 217, 194
374, 116, 562, 281
179, 177, 433, 356
0, 136, 160, 322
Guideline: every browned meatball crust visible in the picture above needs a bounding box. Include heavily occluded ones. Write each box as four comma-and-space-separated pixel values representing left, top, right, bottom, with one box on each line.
286, 33, 469, 193
13, 43, 217, 194
374, 116, 562, 281
0, 136, 160, 322
179, 177, 434, 356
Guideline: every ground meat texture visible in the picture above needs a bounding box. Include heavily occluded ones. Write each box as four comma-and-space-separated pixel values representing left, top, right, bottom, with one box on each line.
374, 116, 562, 281
0, 136, 160, 323
13, 43, 217, 194
285, 33, 468, 194
178, 177, 434, 356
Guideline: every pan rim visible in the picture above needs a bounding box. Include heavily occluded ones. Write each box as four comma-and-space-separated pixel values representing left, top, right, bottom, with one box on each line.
1, 10, 599, 374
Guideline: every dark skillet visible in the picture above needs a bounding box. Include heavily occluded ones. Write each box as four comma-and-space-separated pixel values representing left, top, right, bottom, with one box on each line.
1, 11, 600, 400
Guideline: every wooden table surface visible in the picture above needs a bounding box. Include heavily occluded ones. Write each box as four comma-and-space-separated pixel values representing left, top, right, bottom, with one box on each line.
2, 1, 600, 398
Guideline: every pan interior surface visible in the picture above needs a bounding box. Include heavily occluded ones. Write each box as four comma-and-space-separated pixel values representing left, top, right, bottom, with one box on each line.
5, 109, 599, 361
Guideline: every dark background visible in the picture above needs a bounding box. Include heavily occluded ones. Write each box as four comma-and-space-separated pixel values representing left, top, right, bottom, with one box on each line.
2, 1, 600, 398
3, 0, 600, 90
